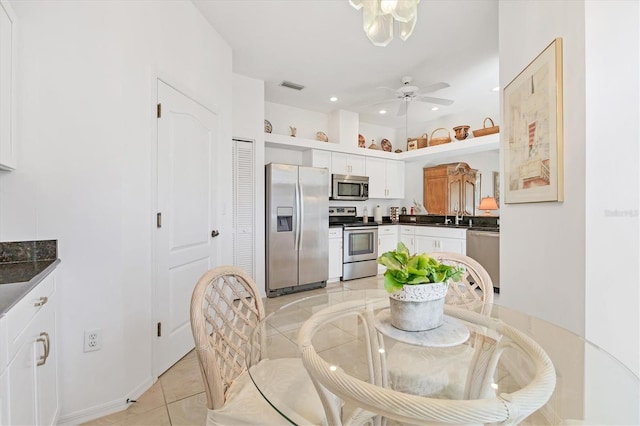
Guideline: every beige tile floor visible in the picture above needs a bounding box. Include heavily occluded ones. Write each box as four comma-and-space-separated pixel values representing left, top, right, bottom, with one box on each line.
84, 276, 384, 426
84, 276, 508, 426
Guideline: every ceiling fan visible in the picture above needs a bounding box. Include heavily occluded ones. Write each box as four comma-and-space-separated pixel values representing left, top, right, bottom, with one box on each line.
374, 76, 454, 116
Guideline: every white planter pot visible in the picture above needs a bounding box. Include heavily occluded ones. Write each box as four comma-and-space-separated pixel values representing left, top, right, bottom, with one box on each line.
389, 282, 449, 331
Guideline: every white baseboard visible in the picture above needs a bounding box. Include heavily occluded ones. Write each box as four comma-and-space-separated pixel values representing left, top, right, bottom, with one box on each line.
57, 376, 155, 426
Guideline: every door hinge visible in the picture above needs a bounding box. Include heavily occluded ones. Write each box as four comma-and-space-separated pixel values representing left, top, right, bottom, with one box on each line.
156, 212, 162, 228
157, 103, 161, 118
157, 322, 162, 337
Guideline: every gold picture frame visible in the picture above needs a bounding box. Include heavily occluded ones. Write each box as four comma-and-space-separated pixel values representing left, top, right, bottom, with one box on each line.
407, 139, 418, 151
503, 38, 564, 204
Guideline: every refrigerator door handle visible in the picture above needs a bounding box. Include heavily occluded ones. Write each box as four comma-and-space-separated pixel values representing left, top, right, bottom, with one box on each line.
295, 180, 301, 252
298, 180, 304, 250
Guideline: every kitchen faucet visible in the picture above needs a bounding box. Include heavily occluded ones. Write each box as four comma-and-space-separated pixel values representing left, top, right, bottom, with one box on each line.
455, 210, 464, 225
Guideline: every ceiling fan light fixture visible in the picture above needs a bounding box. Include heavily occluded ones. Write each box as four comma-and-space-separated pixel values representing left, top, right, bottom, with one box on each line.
354, 0, 420, 46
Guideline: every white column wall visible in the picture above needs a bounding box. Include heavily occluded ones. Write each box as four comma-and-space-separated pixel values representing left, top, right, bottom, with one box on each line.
498, 0, 586, 336
584, 1, 639, 377
0, 1, 232, 421
232, 73, 266, 296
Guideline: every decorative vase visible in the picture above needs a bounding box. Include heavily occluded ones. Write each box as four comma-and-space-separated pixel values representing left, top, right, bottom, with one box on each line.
388, 281, 449, 331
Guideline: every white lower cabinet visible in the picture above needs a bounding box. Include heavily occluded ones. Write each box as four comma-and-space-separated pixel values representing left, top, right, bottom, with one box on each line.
1, 272, 58, 426
328, 227, 343, 282
414, 226, 466, 255
399, 226, 416, 254
377, 225, 398, 274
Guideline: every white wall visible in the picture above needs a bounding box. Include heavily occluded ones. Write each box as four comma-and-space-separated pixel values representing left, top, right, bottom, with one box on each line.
0, 1, 232, 422
232, 74, 266, 296
265, 101, 329, 140
499, 0, 586, 336
499, 0, 639, 378
584, 1, 639, 376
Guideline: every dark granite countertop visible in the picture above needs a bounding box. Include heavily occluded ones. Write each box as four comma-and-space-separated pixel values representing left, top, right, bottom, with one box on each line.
0, 240, 60, 317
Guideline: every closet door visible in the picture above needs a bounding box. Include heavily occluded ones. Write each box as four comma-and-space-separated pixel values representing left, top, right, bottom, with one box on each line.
232, 139, 255, 278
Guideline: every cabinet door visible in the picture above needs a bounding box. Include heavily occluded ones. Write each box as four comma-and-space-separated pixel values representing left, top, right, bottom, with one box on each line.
424, 176, 447, 215
365, 157, 386, 198
462, 177, 475, 215
385, 160, 404, 199
377, 233, 398, 274
8, 336, 37, 426
448, 176, 461, 215
328, 236, 343, 281
415, 235, 465, 255
348, 155, 365, 175
399, 226, 415, 254
35, 298, 58, 426
331, 153, 350, 175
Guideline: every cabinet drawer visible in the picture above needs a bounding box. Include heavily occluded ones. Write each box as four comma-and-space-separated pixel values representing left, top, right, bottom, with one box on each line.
5, 273, 55, 360
414, 226, 466, 239
378, 225, 397, 236
329, 228, 343, 238
400, 226, 415, 235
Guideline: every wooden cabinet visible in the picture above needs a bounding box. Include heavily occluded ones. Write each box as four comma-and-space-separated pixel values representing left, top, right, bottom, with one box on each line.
423, 163, 477, 216
366, 158, 404, 199
377, 225, 398, 274
0, 0, 16, 170
328, 227, 343, 282
331, 152, 365, 175
1, 272, 59, 426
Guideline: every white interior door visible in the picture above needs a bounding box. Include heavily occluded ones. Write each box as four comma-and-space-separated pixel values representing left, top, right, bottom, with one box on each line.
155, 80, 219, 375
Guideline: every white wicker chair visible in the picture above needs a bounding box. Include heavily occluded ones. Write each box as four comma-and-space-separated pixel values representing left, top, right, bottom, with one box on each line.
386, 252, 496, 399
190, 265, 325, 425
299, 302, 556, 425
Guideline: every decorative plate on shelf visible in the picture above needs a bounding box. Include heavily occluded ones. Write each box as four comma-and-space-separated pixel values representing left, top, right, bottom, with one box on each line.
381, 138, 392, 152
264, 120, 272, 133
358, 134, 366, 148
316, 131, 328, 142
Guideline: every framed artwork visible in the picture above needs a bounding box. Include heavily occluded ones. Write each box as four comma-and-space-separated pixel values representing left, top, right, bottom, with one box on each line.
503, 38, 564, 204
493, 171, 500, 205
407, 139, 418, 151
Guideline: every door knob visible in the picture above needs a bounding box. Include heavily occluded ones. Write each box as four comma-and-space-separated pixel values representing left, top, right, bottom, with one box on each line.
211, 230, 220, 238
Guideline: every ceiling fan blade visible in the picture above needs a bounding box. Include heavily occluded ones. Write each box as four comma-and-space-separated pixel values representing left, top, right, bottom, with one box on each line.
396, 101, 408, 116
416, 96, 454, 106
418, 81, 450, 93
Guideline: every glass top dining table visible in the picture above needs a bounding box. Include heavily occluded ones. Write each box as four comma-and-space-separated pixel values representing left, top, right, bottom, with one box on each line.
246, 289, 639, 425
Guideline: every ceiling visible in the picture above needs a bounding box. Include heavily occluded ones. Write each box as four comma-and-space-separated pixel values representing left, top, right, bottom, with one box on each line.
192, 0, 499, 128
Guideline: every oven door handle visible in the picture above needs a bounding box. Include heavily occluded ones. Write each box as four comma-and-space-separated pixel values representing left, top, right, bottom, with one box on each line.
346, 226, 378, 231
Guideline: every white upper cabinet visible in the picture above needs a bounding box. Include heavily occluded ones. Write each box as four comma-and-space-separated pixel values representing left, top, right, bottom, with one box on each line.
0, 0, 15, 170
365, 157, 405, 199
331, 152, 365, 176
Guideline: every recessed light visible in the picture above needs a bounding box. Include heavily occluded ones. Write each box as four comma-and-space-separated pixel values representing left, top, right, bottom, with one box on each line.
329, 96, 338, 102
492, 86, 500, 92
431, 107, 439, 111
379, 109, 387, 115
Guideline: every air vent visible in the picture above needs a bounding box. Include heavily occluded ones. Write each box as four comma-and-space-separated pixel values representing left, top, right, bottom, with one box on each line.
280, 80, 305, 91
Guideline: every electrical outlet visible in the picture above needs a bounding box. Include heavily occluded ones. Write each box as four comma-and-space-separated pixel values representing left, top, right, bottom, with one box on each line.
84, 329, 102, 352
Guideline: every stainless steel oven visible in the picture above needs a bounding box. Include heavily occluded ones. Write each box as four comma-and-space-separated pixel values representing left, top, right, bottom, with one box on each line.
342, 225, 378, 280
331, 174, 369, 201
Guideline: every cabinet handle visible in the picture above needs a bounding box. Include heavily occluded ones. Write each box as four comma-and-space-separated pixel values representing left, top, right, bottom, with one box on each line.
34, 297, 48, 307
36, 332, 50, 366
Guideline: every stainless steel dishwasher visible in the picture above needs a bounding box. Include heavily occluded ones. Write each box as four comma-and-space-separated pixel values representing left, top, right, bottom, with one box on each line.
466, 230, 500, 291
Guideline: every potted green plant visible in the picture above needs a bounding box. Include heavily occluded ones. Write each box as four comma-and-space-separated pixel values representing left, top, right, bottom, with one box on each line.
377, 242, 463, 331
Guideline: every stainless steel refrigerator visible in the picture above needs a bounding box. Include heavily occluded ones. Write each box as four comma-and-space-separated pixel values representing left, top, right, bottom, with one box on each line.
266, 163, 329, 297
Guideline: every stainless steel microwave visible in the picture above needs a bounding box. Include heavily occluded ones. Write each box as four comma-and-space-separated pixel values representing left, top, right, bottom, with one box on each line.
331, 174, 369, 201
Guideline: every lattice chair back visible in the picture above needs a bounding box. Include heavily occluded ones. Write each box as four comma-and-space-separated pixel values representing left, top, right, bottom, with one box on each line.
190, 266, 265, 410
430, 252, 494, 315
